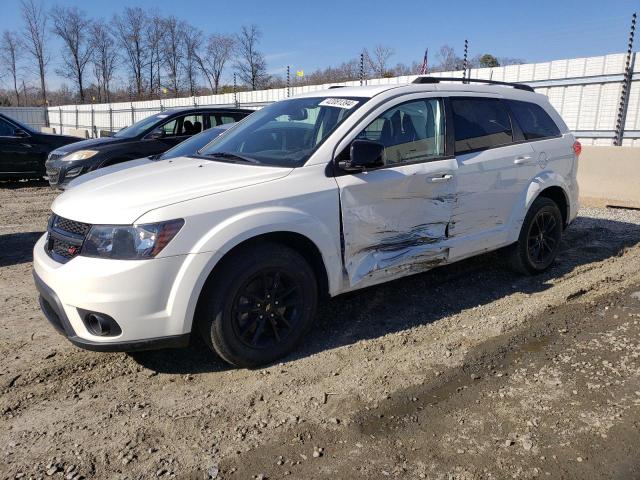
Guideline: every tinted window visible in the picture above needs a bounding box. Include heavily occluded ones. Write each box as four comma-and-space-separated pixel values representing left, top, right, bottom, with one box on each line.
452, 98, 513, 154
508, 100, 561, 140
0, 118, 14, 136
356, 98, 445, 166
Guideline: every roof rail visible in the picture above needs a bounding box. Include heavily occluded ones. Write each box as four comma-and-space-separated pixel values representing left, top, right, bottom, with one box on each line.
412, 76, 535, 92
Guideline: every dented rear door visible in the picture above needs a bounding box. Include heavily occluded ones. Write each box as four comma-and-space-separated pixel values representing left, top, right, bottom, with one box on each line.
335, 96, 456, 288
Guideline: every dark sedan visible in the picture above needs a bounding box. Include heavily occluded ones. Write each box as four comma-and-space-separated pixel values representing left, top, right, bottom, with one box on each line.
45, 107, 252, 188
0, 113, 80, 182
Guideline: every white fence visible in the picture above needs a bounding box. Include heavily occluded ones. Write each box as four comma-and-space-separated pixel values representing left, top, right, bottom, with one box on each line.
46, 51, 640, 146
0, 106, 48, 131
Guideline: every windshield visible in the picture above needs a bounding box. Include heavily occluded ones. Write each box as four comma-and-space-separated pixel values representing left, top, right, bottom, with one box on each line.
114, 113, 169, 138
158, 125, 230, 160
198, 97, 365, 167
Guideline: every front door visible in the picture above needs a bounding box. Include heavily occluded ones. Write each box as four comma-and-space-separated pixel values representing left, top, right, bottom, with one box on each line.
335, 97, 457, 288
0, 117, 40, 175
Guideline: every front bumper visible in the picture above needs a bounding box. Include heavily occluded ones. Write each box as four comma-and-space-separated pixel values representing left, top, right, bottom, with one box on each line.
33, 270, 189, 351
32, 234, 212, 351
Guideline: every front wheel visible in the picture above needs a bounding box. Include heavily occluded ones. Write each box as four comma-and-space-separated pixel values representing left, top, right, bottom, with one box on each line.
197, 242, 318, 368
508, 196, 563, 275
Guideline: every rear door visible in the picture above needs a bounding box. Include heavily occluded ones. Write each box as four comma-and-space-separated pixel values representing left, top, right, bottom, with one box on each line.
447, 96, 536, 257
505, 99, 572, 195
335, 95, 457, 288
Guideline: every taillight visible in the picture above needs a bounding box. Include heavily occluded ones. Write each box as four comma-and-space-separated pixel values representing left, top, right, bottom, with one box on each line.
573, 140, 582, 157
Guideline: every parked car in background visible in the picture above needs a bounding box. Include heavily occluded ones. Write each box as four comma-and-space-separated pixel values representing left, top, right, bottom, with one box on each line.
33, 79, 580, 367
45, 107, 252, 188
64, 123, 237, 189
0, 113, 80, 182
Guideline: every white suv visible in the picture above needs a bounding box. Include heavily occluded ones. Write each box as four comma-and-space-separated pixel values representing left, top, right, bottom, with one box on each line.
33, 78, 580, 367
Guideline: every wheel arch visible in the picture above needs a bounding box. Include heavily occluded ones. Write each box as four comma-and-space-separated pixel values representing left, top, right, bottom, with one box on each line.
190, 230, 331, 334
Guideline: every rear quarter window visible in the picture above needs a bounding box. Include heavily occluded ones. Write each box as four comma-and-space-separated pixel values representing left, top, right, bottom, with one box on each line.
451, 98, 513, 154
507, 100, 561, 140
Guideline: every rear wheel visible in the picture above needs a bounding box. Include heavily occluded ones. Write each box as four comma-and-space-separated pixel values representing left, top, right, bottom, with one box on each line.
508, 196, 563, 275
197, 242, 318, 368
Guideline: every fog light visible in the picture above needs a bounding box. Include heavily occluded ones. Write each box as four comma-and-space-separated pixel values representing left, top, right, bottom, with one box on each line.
80, 310, 122, 337
65, 167, 83, 178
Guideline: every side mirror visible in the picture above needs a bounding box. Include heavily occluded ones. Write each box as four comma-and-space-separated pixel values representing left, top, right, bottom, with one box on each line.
339, 139, 385, 172
148, 128, 165, 139
13, 128, 29, 138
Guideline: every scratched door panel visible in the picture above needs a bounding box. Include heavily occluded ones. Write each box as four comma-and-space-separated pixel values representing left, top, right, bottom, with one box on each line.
338, 158, 457, 288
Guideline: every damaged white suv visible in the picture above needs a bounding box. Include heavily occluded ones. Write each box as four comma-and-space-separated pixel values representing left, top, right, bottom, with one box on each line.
33, 78, 580, 367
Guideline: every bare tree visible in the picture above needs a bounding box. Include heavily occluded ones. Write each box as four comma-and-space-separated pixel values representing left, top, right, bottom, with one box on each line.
0, 31, 22, 105
161, 16, 186, 97
145, 14, 165, 97
20, 0, 49, 106
234, 25, 268, 90
182, 25, 201, 97
435, 45, 463, 72
90, 20, 118, 103
50, 6, 93, 102
364, 45, 395, 77
112, 7, 148, 99
196, 34, 234, 94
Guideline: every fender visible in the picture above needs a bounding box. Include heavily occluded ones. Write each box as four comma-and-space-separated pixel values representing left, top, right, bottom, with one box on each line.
170, 206, 344, 334
505, 170, 572, 244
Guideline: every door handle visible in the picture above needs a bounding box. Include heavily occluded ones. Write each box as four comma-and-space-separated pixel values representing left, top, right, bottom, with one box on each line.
513, 155, 533, 165
428, 174, 453, 183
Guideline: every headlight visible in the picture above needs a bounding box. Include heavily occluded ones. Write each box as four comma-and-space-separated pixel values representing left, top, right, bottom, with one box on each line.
81, 219, 184, 260
62, 150, 99, 161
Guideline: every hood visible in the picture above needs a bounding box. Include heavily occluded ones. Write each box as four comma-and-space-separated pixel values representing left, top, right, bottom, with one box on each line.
52, 156, 293, 224
52, 136, 123, 154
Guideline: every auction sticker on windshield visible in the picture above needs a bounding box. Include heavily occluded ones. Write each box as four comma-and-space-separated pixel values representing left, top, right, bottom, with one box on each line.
319, 98, 359, 109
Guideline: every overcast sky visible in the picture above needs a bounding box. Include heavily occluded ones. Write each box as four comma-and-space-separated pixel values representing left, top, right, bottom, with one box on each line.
2, 0, 637, 89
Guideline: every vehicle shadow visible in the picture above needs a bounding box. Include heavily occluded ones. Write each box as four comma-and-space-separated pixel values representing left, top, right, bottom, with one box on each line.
0, 231, 43, 267
132, 214, 640, 374
0, 179, 49, 189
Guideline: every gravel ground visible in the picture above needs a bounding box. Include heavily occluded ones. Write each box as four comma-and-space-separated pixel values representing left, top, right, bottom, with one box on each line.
1, 181, 640, 480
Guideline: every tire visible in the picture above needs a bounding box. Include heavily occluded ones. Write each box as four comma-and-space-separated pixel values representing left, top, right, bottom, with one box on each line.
197, 242, 318, 368
507, 196, 563, 275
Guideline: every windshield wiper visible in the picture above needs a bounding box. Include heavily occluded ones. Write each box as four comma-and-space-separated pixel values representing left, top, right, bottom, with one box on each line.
202, 152, 260, 164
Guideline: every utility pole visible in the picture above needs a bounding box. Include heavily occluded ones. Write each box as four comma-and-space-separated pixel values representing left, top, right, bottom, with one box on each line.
360, 53, 365, 86
614, 12, 636, 146
462, 39, 469, 82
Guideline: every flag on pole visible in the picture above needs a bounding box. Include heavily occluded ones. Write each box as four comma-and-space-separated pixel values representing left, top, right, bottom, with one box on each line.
419, 49, 429, 75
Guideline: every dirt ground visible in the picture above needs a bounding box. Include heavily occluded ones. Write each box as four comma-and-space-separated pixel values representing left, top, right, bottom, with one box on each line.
1, 180, 640, 480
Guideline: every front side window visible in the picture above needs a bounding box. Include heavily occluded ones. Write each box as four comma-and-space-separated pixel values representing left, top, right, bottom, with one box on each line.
198, 97, 365, 167
507, 100, 561, 140
0, 118, 14, 136
356, 98, 445, 166
452, 98, 513, 154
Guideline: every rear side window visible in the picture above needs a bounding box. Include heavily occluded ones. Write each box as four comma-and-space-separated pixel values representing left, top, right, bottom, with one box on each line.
451, 98, 513, 154
507, 100, 561, 140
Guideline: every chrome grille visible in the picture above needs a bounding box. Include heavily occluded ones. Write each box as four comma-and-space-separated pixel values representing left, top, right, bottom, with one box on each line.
48, 152, 65, 161
46, 168, 60, 184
